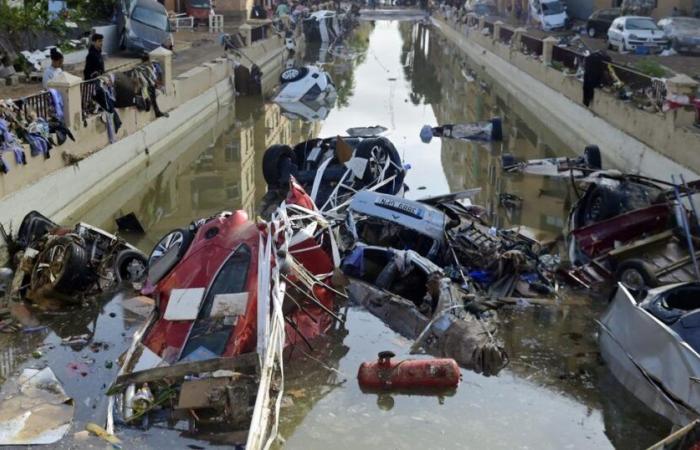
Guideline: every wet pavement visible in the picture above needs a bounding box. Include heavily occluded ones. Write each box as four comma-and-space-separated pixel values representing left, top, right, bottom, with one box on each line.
0, 18, 677, 449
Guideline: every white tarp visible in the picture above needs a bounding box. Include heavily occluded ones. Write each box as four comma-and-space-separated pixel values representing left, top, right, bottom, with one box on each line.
0, 367, 73, 445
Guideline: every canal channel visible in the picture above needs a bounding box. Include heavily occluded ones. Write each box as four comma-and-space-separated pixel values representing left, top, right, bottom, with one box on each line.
0, 18, 673, 449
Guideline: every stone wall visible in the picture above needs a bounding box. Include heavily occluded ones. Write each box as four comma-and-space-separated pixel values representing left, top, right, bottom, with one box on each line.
435, 13, 700, 178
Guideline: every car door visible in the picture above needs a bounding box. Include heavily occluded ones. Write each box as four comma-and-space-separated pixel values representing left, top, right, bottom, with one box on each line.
610, 19, 624, 45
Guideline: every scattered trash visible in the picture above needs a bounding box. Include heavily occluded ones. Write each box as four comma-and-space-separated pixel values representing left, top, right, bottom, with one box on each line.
86, 422, 122, 448
0, 367, 73, 445
357, 351, 460, 392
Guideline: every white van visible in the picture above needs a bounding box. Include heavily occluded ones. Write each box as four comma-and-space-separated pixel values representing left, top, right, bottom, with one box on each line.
529, 0, 568, 31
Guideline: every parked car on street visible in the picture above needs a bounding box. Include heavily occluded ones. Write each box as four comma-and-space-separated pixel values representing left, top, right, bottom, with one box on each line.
607, 16, 669, 53
528, 0, 568, 31
117, 0, 174, 54
657, 16, 700, 54
586, 8, 621, 37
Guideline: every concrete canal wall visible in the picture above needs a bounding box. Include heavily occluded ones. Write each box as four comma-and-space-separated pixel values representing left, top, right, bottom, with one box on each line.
432, 15, 700, 180
0, 27, 294, 229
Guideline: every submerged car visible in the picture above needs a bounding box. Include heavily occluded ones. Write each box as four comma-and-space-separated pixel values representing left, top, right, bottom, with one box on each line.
273, 66, 336, 107
261, 136, 406, 214
109, 180, 341, 444
117, 0, 174, 54
10, 211, 147, 302
599, 283, 700, 425
657, 16, 700, 54
302, 10, 341, 43
607, 16, 668, 53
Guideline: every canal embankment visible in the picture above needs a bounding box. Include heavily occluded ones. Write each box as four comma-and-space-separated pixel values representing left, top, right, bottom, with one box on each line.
0, 21, 297, 230
432, 13, 700, 180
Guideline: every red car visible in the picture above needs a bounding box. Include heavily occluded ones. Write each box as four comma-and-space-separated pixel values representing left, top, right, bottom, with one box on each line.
134, 179, 338, 366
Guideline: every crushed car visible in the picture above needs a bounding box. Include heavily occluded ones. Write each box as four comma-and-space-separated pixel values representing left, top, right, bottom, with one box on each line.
599, 283, 700, 426
419, 118, 503, 143
6, 211, 147, 302
106, 180, 343, 448
261, 136, 406, 216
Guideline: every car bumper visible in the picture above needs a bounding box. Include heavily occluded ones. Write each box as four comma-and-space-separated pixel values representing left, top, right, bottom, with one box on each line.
626, 41, 668, 53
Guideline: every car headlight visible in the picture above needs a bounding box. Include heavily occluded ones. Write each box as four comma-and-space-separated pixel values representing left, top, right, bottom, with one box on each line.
629, 34, 640, 40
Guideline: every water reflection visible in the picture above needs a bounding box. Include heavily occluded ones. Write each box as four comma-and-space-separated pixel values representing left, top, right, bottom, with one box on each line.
0, 18, 679, 450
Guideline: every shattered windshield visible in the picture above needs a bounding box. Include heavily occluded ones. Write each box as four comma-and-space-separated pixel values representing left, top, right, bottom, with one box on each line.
542, 1, 564, 15
626, 18, 658, 30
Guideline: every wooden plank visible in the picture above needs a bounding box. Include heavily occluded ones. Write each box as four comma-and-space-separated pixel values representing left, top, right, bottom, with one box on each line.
110, 352, 260, 393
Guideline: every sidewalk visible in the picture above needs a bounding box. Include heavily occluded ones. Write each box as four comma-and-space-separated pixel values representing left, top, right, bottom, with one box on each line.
0, 31, 221, 101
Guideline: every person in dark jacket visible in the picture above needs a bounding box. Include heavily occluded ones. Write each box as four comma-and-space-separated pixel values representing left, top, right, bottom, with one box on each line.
84, 33, 105, 80
582, 50, 611, 107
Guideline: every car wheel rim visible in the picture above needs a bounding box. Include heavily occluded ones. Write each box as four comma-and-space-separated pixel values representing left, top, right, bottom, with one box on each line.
620, 269, 645, 291
150, 231, 185, 265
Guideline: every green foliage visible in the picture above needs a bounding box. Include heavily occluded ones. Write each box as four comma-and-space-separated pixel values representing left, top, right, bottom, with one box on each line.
634, 59, 667, 78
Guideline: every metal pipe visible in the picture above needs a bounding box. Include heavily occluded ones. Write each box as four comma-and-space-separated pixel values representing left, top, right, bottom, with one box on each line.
672, 175, 700, 281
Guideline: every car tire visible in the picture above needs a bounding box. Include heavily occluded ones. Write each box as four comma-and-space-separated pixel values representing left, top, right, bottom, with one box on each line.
607, 39, 613, 50
279, 67, 309, 84
115, 249, 148, 284
583, 145, 602, 170
587, 27, 596, 38
615, 259, 659, 295
30, 237, 92, 296
353, 137, 405, 194
262, 144, 296, 187
583, 186, 622, 225
148, 228, 194, 267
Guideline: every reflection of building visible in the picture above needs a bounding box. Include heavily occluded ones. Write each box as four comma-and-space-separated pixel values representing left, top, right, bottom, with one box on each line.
408, 21, 572, 233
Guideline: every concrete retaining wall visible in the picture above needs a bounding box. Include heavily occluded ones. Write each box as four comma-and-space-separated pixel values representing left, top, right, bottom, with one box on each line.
434, 17, 700, 180
0, 58, 236, 227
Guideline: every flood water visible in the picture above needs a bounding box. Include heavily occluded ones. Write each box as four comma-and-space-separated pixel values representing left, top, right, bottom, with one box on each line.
1, 19, 675, 449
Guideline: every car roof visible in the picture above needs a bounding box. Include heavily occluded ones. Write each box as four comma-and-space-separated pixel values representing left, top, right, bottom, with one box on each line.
619, 15, 655, 20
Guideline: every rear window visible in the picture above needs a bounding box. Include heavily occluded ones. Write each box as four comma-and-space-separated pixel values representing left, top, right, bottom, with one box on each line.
132, 6, 170, 31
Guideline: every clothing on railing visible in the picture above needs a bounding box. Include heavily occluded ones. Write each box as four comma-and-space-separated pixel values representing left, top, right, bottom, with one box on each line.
94, 79, 122, 144
48, 89, 64, 120
0, 118, 27, 167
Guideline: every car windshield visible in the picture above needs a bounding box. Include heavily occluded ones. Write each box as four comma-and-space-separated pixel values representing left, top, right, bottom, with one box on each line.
542, 1, 564, 15
131, 6, 169, 31
626, 18, 657, 30
670, 18, 700, 32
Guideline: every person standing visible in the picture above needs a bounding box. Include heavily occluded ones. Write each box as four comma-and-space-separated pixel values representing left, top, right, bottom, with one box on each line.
42, 48, 63, 89
84, 33, 105, 80
275, 0, 290, 17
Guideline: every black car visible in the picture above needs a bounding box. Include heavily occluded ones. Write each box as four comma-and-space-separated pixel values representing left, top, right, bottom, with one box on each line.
586, 8, 621, 37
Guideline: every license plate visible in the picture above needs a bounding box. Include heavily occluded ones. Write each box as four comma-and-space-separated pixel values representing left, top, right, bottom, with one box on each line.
375, 197, 424, 219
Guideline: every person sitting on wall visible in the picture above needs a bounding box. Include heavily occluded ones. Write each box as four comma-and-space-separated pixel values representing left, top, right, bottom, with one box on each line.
251, 0, 268, 18
42, 48, 64, 89
84, 33, 105, 80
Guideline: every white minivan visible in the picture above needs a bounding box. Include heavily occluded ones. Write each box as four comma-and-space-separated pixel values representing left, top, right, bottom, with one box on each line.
529, 0, 568, 31
607, 16, 669, 53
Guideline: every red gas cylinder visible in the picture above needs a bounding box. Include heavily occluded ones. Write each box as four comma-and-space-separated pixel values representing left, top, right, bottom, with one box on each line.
357, 351, 460, 392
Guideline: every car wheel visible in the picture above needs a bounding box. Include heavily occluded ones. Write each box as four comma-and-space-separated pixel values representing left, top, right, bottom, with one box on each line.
607, 38, 613, 50
115, 249, 148, 284
583, 145, 602, 170
621, 39, 627, 52
279, 67, 309, 83
148, 228, 193, 267
30, 237, 91, 297
615, 259, 659, 295
583, 186, 622, 225
262, 144, 296, 187
587, 27, 596, 38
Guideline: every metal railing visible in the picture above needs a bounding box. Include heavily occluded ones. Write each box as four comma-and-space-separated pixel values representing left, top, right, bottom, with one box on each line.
169, 14, 195, 31
520, 34, 543, 56
19, 91, 55, 119
80, 78, 100, 113
552, 45, 582, 71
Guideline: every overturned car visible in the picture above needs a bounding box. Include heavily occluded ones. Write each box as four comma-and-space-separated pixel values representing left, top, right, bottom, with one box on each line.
6, 211, 147, 302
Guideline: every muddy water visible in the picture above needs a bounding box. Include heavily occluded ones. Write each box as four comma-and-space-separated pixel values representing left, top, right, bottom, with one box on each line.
0, 19, 674, 449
